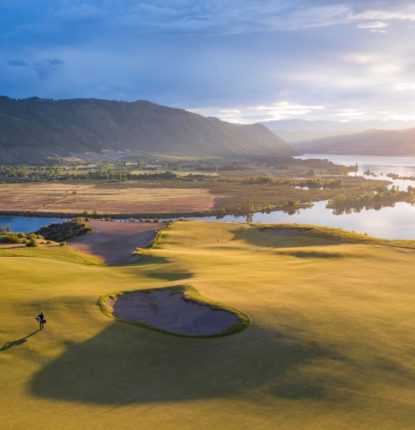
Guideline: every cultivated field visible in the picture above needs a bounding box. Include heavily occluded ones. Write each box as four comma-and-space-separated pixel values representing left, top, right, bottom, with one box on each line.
1, 221, 415, 429
0, 182, 216, 215
0, 174, 387, 218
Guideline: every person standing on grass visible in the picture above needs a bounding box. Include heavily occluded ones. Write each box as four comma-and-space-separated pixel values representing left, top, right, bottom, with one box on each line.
36, 312, 46, 330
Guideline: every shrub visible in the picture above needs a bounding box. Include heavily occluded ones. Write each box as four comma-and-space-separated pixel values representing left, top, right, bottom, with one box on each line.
26, 237, 38, 247
36, 218, 91, 242
2, 233, 21, 244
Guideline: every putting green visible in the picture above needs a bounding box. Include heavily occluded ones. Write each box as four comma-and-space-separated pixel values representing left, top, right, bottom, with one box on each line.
1, 221, 415, 429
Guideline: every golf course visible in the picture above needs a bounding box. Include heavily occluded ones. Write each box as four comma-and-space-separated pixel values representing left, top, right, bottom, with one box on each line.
1, 220, 415, 429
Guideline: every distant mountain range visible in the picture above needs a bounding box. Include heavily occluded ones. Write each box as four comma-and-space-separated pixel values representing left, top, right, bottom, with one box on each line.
0, 97, 293, 164
292, 128, 415, 156
261, 119, 415, 143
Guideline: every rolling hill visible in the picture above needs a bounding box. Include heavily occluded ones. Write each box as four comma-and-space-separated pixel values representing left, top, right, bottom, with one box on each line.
2, 221, 415, 428
293, 127, 415, 155
0, 97, 293, 163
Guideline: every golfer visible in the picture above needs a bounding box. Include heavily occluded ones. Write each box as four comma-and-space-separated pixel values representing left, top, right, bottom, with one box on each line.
36, 312, 46, 330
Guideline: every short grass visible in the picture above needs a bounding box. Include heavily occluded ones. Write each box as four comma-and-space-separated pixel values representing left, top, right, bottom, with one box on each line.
1, 221, 415, 429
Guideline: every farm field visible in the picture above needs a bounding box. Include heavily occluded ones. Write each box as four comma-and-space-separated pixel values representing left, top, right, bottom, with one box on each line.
1, 221, 415, 429
0, 172, 388, 218
0, 182, 216, 215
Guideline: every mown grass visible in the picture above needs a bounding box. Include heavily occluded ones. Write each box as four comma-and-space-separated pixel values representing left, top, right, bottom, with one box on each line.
0, 244, 103, 265
256, 223, 415, 249
1, 221, 415, 429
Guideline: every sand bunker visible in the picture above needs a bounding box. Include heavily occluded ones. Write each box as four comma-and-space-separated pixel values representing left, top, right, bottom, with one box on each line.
105, 287, 246, 337
69, 220, 164, 265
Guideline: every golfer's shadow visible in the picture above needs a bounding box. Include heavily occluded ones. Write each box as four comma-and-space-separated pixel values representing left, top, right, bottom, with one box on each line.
0, 330, 39, 352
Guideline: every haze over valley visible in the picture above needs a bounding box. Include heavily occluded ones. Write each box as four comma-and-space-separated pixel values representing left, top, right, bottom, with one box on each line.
291, 127, 415, 156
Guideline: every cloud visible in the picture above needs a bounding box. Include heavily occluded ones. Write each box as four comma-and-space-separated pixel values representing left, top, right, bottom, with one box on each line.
1, 1, 415, 125
7, 59, 27, 66
191, 101, 325, 123
334, 108, 367, 120
33, 58, 64, 79
341, 52, 405, 76
353, 7, 415, 22
54, 1, 107, 21
357, 20, 388, 32
46, 58, 64, 66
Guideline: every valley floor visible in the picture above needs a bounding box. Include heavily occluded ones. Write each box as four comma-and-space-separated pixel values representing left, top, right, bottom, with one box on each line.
1, 221, 415, 429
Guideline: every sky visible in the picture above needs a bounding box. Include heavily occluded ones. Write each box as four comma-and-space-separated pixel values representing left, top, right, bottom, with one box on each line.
1, 0, 415, 124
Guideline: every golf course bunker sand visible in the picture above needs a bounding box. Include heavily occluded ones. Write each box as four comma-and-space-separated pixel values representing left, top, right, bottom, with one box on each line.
102, 286, 249, 337
69, 220, 164, 265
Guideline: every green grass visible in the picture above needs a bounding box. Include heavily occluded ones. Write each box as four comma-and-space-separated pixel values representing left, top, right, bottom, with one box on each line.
0, 244, 103, 265
256, 223, 415, 249
1, 221, 415, 429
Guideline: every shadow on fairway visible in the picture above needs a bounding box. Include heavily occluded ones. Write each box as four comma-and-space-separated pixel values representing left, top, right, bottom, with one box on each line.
232, 227, 341, 249
29, 322, 348, 404
143, 267, 194, 281
276, 250, 346, 259
1, 330, 39, 352
138, 255, 170, 265
137, 255, 194, 281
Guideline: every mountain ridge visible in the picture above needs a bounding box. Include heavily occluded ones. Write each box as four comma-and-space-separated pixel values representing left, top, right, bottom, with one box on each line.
261, 118, 415, 143
292, 127, 415, 156
0, 97, 294, 163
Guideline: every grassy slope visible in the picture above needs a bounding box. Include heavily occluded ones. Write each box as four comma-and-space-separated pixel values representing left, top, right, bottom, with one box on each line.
1, 221, 415, 429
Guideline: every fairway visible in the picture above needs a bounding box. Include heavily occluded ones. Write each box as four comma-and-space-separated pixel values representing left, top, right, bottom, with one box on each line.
1, 221, 415, 429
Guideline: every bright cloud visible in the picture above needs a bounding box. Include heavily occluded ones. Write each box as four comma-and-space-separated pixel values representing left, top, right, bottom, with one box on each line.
192, 102, 325, 123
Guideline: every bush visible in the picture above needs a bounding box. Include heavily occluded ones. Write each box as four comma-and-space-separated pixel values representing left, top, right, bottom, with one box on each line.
36, 218, 91, 242
26, 237, 38, 247
2, 233, 21, 244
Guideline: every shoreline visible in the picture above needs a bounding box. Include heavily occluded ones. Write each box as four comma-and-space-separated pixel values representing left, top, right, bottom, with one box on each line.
0, 209, 214, 220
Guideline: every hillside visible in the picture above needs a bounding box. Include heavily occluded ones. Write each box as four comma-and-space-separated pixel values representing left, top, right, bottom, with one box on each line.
0, 97, 293, 163
261, 119, 364, 143
261, 119, 415, 144
293, 127, 415, 155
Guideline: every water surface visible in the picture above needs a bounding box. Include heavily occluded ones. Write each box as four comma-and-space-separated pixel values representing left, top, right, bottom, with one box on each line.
0, 215, 67, 233
191, 200, 415, 240
297, 154, 415, 190
2, 155, 415, 240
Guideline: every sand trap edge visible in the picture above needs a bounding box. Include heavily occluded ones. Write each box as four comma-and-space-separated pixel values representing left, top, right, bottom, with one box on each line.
97, 285, 250, 338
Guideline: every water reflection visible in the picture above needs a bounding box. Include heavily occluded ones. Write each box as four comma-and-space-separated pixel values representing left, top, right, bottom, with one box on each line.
190, 200, 415, 240
0, 215, 67, 233
297, 154, 415, 191
2, 200, 415, 240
